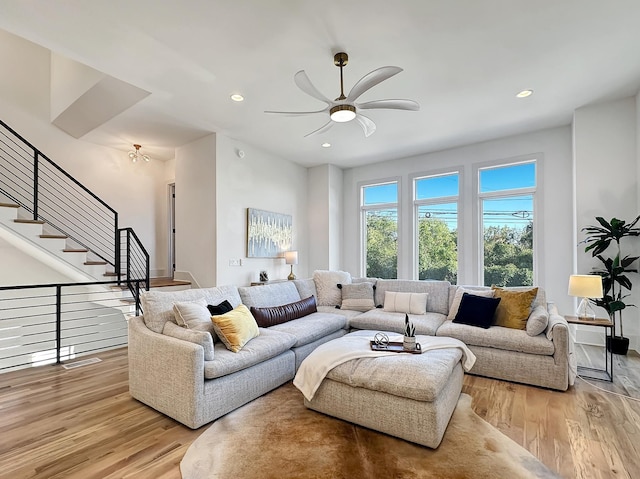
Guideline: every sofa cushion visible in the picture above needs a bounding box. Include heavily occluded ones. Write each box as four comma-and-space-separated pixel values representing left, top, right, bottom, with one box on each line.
349, 309, 447, 336
250, 296, 317, 327
526, 304, 549, 336
317, 306, 363, 320
339, 282, 375, 312
374, 279, 450, 315
203, 328, 297, 379
163, 321, 215, 361
238, 282, 301, 308
268, 312, 347, 347
436, 321, 554, 356
452, 293, 501, 329
447, 287, 495, 320
383, 291, 428, 314
292, 278, 317, 301
140, 285, 241, 334
492, 287, 538, 330
313, 270, 351, 306
212, 304, 260, 353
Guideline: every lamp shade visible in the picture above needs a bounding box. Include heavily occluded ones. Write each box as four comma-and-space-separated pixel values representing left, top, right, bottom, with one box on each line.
568, 275, 603, 298
284, 251, 298, 265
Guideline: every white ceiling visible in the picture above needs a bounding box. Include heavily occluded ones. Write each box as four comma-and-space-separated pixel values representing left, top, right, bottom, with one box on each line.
1, 0, 640, 168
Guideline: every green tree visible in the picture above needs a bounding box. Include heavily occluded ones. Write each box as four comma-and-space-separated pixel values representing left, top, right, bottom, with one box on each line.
366, 212, 397, 279
418, 218, 457, 282
483, 223, 533, 286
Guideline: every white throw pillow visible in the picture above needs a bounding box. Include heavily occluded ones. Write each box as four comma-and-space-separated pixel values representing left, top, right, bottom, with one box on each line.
173, 298, 216, 339
447, 287, 495, 320
313, 270, 352, 307
383, 291, 428, 315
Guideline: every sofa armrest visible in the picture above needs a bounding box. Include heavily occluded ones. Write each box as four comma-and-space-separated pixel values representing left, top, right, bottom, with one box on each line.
128, 316, 205, 427
546, 303, 576, 385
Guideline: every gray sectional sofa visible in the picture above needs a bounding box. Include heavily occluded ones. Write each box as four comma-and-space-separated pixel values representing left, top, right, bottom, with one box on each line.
128, 277, 574, 429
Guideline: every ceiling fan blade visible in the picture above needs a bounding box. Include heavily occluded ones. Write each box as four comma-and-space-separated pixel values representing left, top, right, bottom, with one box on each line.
356, 99, 420, 111
294, 70, 333, 105
264, 108, 328, 116
304, 120, 334, 138
355, 114, 376, 137
346, 66, 403, 102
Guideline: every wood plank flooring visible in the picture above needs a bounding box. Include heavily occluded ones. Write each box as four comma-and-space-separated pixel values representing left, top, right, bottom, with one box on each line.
0, 347, 638, 478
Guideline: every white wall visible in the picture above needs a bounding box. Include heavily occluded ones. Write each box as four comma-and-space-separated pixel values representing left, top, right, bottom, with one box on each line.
215, 135, 308, 286
0, 29, 169, 278
0, 238, 72, 285
573, 97, 638, 349
174, 134, 217, 287
307, 164, 343, 272
342, 126, 574, 314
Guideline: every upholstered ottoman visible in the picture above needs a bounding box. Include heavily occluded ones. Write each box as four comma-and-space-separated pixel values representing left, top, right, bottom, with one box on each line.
302, 335, 465, 448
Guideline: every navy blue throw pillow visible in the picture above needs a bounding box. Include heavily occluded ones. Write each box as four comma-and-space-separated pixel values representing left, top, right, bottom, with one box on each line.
207, 300, 233, 316
452, 293, 501, 329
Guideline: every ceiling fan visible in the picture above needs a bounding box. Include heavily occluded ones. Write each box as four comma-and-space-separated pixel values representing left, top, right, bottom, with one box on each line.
265, 52, 419, 138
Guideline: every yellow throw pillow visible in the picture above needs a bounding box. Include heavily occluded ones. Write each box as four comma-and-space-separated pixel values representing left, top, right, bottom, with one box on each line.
491, 287, 539, 330
211, 304, 259, 352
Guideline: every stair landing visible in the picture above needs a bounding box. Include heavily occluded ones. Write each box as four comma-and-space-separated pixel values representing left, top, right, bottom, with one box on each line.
150, 277, 191, 289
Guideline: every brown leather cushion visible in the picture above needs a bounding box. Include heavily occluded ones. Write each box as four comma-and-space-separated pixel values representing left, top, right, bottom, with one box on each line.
250, 296, 317, 328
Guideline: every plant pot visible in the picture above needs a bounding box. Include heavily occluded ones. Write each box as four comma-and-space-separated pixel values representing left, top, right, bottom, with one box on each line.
403, 336, 417, 351
606, 336, 629, 355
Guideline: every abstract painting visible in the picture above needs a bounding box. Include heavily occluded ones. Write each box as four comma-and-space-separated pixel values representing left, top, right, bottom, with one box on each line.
247, 208, 292, 258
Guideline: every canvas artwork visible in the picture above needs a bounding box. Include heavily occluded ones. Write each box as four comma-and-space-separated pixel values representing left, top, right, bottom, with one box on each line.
247, 208, 292, 258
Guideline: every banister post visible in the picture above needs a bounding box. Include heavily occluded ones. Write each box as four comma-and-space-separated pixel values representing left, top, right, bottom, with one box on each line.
33, 150, 39, 220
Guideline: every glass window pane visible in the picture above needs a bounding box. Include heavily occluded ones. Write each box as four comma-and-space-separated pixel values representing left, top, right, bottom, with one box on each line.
417, 203, 457, 282
363, 183, 397, 206
416, 174, 459, 200
365, 208, 397, 279
482, 195, 533, 287
480, 162, 535, 194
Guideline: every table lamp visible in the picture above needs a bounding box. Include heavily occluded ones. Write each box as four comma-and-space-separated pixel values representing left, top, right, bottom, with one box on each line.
568, 274, 603, 320
285, 251, 298, 280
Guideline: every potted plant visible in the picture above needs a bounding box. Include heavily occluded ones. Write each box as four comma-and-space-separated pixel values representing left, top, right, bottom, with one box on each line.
582, 216, 640, 355
403, 314, 416, 351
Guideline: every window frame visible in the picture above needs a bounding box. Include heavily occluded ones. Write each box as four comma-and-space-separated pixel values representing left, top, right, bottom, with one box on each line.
358, 177, 401, 278
473, 156, 543, 286
411, 169, 461, 281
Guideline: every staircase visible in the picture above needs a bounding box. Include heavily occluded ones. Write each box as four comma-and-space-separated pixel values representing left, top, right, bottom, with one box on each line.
0, 119, 150, 372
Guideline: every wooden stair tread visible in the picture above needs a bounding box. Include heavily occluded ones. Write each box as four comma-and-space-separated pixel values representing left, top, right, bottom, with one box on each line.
84, 261, 107, 265
103, 272, 118, 277
63, 248, 88, 253
150, 277, 192, 288
40, 234, 68, 239
14, 219, 45, 224
0, 202, 20, 208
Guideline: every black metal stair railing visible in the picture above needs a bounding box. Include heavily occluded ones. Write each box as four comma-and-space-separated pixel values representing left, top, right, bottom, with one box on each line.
0, 119, 149, 295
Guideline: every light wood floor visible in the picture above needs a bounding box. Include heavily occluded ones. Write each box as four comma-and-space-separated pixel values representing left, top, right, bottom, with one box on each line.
0, 347, 639, 479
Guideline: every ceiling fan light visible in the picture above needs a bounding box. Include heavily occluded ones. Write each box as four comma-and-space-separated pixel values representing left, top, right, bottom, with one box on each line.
330, 104, 356, 122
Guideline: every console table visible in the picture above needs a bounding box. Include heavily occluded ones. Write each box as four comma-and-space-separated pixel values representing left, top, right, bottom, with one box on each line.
565, 315, 613, 382
250, 279, 288, 286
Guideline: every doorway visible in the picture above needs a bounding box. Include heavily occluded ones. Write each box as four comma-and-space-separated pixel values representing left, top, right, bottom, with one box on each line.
168, 183, 175, 279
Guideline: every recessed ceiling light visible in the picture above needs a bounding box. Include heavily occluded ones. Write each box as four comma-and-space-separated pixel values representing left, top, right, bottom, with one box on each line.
321, 142, 331, 148
516, 89, 533, 98
230, 94, 244, 102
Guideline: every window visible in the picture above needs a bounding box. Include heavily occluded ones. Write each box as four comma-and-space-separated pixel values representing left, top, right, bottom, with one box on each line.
361, 182, 398, 278
479, 162, 536, 287
414, 173, 459, 283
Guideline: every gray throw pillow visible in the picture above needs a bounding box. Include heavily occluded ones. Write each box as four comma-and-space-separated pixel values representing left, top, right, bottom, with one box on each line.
526, 304, 549, 336
339, 282, 375, 312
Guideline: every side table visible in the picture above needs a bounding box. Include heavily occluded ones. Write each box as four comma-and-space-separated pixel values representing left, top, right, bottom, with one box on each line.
564, 315, 613, 382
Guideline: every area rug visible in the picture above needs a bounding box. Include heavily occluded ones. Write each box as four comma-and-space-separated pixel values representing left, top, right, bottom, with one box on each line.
180, 383, 560, 479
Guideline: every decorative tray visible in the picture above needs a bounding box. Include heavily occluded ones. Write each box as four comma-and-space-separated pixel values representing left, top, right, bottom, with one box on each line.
370, 340, 422, 354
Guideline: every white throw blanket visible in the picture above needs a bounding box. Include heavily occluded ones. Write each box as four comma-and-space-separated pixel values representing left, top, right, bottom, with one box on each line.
293, 331, 476, 401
